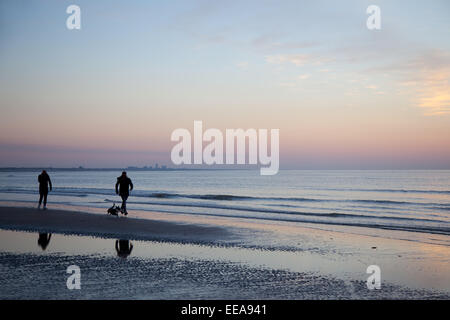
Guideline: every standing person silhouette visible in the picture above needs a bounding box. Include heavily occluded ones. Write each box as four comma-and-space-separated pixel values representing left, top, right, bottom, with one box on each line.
38, 170, 52, 209
115, 171, 133, 215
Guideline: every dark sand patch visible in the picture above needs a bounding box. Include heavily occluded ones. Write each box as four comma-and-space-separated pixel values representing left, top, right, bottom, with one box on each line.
0, 206, 234, 244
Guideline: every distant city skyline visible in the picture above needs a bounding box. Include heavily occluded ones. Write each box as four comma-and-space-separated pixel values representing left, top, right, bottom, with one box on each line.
0, 0, 449, 169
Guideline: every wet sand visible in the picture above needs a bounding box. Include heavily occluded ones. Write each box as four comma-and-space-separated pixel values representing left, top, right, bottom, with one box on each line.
0, 206, 234, 244
2, 250, 447, 300
1, 205, 449, 299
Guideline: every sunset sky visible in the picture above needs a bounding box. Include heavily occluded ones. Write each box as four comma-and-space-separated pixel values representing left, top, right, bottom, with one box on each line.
0, 0, 449, 169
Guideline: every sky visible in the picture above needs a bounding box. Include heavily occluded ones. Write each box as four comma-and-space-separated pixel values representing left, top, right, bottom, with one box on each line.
0, 0, 449, 169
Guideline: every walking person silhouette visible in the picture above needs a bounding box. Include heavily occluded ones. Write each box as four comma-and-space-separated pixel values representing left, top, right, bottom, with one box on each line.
115, 171, 133, 215
38, 170, 52, 209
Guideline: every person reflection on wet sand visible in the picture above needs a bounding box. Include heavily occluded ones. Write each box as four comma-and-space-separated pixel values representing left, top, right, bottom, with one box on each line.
115, 239, 133, 258
37, 233, 52, 251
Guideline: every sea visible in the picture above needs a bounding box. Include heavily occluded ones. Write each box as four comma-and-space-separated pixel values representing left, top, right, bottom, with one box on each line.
0, 169, 449, 239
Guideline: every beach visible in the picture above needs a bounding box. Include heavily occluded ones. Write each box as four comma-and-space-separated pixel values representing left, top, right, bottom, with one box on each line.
0, 202, 449, 299
0, 206, 233, 244
0, 170, 449, 299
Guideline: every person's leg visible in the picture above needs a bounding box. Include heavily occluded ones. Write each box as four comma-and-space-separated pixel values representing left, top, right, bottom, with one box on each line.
120, 193, 129, 213
43, 192, 48, 208
38, 192, 43, 207
120, 194, 125, 210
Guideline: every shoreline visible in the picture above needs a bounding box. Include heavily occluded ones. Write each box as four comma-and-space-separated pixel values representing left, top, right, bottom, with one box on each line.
0, 206, 235, 244
1, 204, 450, 297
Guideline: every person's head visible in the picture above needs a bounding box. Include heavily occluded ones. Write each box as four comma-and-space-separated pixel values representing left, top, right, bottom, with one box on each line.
42, 170, 47, 175
122, 171, 127, 177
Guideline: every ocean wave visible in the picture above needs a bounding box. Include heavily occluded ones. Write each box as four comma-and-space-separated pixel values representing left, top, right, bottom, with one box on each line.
1, 187, 449, 209
119, 204, 450, 237
0, 187, 324, 202
313, 187, 450, 195
121, 199, 449, 224
149, 193, 253, 201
